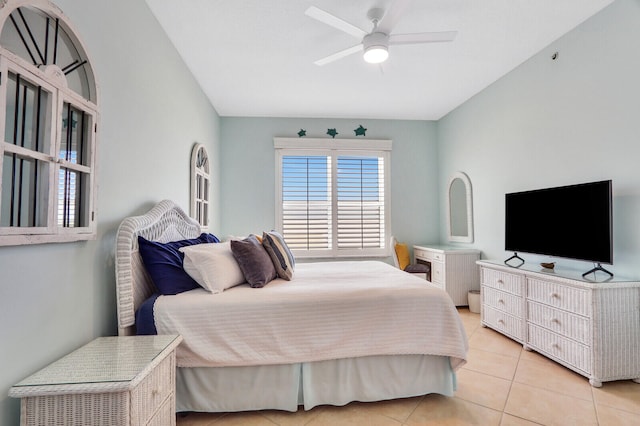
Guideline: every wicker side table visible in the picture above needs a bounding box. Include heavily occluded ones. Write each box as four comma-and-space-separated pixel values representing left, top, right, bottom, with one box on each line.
9, 335, 182, 426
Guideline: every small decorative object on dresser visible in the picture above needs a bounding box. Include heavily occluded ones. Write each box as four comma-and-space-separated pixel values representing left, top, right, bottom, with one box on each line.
540, 262, 555, 270
478, 260, 640, 387
414, 245, 481, 306
9, 335, 182, 426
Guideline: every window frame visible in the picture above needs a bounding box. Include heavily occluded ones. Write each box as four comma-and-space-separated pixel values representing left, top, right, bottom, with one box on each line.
0, 1, 99, 246
275, 137, 391, 259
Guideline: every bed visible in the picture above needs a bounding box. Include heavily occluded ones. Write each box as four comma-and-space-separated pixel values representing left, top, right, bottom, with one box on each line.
115, 200, 468, 413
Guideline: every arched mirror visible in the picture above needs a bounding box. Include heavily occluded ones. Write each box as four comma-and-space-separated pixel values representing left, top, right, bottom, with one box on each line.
447, 172, 474, 243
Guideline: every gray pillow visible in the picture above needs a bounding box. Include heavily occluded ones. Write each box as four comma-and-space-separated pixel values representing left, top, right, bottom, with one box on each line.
230, 235, 277, 287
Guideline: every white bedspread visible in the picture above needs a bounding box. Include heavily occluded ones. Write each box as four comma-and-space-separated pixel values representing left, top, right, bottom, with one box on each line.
154, 261, 468, 369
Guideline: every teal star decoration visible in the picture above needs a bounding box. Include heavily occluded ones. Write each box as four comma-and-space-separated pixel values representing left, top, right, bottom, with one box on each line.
327, 128, 338, 138
354, 125, 367, 136
297, 129, 306, 137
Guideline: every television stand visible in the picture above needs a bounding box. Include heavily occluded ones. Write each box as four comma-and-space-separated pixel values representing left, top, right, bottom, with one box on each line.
504, 252, 525, 268
582, 263, 614, 279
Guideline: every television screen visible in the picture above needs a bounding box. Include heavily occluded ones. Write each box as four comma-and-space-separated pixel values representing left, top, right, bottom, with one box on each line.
505, 180, 612, 264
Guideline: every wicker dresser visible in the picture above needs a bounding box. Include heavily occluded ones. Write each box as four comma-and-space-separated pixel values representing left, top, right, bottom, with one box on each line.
478, 260, 640, 387
9, 335, 182, 426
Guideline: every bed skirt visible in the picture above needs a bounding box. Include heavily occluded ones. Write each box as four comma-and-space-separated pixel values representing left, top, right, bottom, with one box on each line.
176, 354, 456, 413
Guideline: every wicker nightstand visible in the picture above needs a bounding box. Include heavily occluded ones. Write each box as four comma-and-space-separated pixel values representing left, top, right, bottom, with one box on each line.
9, 335, 182, 426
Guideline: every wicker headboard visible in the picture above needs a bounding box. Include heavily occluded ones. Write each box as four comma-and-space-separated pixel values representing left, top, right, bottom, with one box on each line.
115, 200, 201, 336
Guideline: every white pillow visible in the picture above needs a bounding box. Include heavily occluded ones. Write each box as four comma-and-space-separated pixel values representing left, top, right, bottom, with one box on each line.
179, 242, 245, 293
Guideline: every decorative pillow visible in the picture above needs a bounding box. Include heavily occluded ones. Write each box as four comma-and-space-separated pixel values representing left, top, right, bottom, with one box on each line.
179, 242, 245, 293
230, 235, 277, 288
137, 233, 219, 295
394, 242, 411, 271
262, 231, 295, 280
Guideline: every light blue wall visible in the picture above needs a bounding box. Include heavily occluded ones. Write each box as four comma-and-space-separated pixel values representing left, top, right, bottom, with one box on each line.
0, 1, 220, 424
2, 0, 639, 424
437, 0, 640, 278
219, 118, 440, 256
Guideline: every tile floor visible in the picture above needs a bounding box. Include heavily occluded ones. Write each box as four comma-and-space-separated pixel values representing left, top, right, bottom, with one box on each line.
176, 308, 640, 425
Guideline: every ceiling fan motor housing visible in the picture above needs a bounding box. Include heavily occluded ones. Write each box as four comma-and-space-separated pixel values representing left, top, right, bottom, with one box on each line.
363, 32, 390, 48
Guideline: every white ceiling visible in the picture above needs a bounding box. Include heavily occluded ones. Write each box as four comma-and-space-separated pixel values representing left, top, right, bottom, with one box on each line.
145, 0, 614, 120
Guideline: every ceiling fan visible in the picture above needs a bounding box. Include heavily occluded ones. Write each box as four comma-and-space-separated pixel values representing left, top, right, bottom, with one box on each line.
305, 0, 457, 66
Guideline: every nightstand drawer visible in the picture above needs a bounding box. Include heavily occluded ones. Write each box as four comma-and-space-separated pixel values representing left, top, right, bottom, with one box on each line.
528, 323, 590, 374
483, 287, 522, 317
527, 279, 590, 316
481, 268, 524, 296
147, 395, 175, 426
132, 352, 174, 423
527, 300, 589, 344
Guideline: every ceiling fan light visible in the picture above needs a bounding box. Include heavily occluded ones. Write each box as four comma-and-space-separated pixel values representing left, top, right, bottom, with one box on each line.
363, 45, 389, 64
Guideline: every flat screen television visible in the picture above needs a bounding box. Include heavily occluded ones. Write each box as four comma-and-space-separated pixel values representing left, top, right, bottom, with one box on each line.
505, 180, 613, 275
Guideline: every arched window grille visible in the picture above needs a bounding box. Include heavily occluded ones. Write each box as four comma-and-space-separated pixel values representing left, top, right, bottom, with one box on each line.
190, 143, 210, 230
0, 0, 99, 246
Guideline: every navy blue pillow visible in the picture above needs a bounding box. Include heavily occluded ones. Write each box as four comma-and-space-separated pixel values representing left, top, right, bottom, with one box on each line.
136, 293, 160, 335
137, 233, 220, 295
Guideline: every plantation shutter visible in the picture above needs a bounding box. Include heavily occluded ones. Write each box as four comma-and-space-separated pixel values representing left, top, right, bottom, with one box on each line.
281, 155, 332, 251
336, 156, 385, 250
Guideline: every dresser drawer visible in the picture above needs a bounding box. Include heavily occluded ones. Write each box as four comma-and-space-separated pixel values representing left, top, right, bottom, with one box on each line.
483, 287, 522, 317
528, 323, 590, 375
527, 279, 590, 316
431, 261, 444, 284
481, 268, 524, 296
131, 353, 174, 423
483, 305, 524, 341
414, 249, 444, 262
414, 248, 430, 260
527, 300, 590, 344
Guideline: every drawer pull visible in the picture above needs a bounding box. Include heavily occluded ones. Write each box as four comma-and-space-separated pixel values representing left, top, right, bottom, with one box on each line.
552, 343, 561, 350
550, 292, 559, 298
498, 318, 505, 324
497, 279, 504, 285
498, 299, 504, 304
551, 318, 560, 324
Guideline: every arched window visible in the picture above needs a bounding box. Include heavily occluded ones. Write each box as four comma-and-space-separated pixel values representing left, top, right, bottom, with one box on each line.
190, 143, 210, 230
0, 0, 99, 245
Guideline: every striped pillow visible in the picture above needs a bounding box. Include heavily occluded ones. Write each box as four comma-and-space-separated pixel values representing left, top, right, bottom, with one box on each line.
262, 231, 295, 280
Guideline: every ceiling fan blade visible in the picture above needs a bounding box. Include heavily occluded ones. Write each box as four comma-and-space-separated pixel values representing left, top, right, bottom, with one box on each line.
376, 0, 413, 34
313, 44, 363, 66
389, 31, 457, 45
305, 6, 367, 39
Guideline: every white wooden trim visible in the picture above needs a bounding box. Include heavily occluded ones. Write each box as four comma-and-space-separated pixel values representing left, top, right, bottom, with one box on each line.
274, 137, 392, 151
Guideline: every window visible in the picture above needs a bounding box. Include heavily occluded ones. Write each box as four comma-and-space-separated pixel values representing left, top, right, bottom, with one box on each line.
275, 137, 391, 258
0, 1, 98, 246
190, 143, 210, 230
